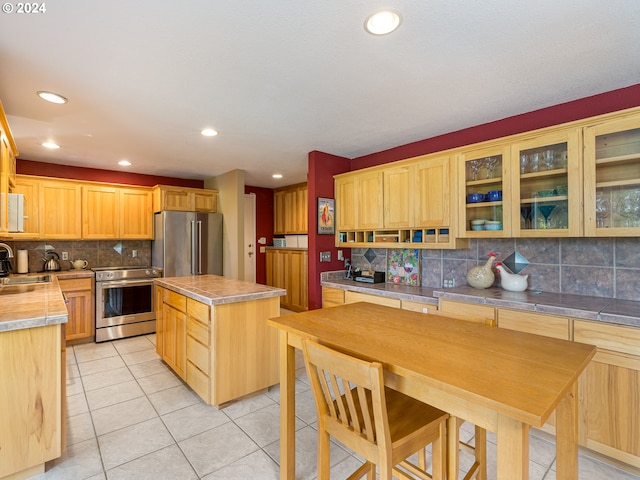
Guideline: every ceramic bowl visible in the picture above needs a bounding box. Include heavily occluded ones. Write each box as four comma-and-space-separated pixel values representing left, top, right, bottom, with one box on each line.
484, 221, 503, 231
471, 224, 485, 231
487, 190, 502, 202
538, 189, 555, 197
467, 193, 485, 203
555, 185, 568, 195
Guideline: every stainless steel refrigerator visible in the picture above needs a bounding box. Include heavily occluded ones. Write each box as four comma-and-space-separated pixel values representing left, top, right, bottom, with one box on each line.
152, 211, 223, 277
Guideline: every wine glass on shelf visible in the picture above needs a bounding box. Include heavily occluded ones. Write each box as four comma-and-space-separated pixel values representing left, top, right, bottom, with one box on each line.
520, 205, 532, 229
538, 204, 556, 229
595, 193, 610, 228
484, 157, 499, 179
615, 192, 635, 227
543, 150, 555, 170
520, 154, 529, 174
468, 160, 482, 181
529, 153, 540, 173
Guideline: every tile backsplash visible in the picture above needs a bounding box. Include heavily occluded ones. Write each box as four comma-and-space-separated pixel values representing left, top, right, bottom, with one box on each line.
350, 237, 640, 301
2, 240, 151, 273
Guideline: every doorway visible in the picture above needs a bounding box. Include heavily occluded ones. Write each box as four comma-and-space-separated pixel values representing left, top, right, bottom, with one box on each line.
243, 193, 256, 282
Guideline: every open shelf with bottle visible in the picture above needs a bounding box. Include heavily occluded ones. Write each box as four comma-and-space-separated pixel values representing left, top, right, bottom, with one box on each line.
585, 117, 640, 235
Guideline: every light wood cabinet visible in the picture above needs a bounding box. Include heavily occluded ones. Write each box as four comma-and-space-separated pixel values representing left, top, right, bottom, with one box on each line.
10, 175, 40, 238
160, 289, 187, 380
344, 290, 401, 308
438, 299, 496, 326
497, 308, 570, 340
273, 182, 307, 234
58, 277, 95, 344
0, 101, 18, 234
357, 170, 384, 229
153, 184, 218, 213
383, 164, 412, 228
266, 248, 308, 311
82, 185, 153, 239
156, 286, 280, 407
39, 180, 82, 239
575, 320, 640, 468
322, 286, 345, 308
335, 153, 465, 249
82, 185, 119, 238
583, 114, 640, 236
401, 299, 438, 313
0, 324, 62, 478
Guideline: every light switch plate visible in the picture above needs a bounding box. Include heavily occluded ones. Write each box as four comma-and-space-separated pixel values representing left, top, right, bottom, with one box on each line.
320, 251, 331, 262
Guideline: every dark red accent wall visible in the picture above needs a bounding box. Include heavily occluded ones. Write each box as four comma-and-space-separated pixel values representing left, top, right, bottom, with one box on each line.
307, 150, 351, 310
17, 159, 204, 188
353, 84, 640, 170
245, 185, 274, 285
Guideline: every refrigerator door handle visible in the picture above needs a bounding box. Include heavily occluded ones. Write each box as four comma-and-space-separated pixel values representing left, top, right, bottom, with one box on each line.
191, 220, 198, 274
196, 220, 203, 274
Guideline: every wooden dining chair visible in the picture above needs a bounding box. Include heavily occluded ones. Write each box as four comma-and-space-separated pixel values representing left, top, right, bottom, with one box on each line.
426, 306, 490, 480
302, 338, 449, 480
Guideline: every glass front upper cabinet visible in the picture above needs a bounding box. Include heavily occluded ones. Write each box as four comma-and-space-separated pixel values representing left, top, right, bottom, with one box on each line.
510, 128, 582, 237
584, 115, 640, 236
459, 145, 512, 237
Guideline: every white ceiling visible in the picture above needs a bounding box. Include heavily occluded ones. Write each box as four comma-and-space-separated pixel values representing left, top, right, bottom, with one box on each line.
1, 1, 639, 188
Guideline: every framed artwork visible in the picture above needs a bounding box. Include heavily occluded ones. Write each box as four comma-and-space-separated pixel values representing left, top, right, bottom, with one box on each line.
317, 197, 335, 234
387, 249, 420, 286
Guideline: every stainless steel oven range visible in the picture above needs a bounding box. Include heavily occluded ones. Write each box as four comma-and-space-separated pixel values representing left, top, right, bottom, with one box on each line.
93, 266, 160, 342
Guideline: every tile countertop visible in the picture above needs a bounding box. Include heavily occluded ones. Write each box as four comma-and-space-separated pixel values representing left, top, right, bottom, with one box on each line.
0, 274, 68, 333
321, 271, 640, 328
155, 274, 286, 306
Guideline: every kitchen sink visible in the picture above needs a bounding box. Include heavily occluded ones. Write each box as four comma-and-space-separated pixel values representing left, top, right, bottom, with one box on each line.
0, 274, 52, 285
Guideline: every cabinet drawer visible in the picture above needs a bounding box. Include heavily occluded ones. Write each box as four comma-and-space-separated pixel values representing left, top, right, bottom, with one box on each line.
401, 300, 437, 314
164, 289, 186, 312
344, 291, 401, 308
187, 298, 210, 325
187, 335, 210, 374
498, 309, 570, 340
187, 316, 210, 346
187, 360, 210, 403
438, 299, 496, 326
574, 320, 640, 356
58, 277, 93, 293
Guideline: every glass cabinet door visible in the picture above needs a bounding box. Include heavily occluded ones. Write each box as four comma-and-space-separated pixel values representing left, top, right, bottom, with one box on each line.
510, 128, 582, 237
459, 145, 512, 237
584, 115, 640, 236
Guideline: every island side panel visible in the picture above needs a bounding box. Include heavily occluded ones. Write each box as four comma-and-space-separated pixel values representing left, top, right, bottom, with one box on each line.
0, 324, 62, 478
213, 296, 280, 406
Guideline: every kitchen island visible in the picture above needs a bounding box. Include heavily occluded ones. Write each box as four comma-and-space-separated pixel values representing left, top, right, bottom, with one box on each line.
0, 276, 67, 480
154, 275, 286, 408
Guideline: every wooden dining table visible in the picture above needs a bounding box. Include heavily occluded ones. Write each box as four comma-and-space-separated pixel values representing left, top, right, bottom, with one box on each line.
267, 302, 597, 480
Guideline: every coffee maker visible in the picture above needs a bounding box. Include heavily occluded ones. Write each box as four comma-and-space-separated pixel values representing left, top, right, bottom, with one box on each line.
0, 248, 12, 277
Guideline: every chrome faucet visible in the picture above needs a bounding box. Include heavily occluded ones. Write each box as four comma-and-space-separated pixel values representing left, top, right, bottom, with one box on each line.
0, 243, 14, 258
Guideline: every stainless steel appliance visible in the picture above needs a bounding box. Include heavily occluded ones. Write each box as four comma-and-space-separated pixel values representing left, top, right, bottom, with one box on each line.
152, 211, 223, 277
94, 266, 160, 342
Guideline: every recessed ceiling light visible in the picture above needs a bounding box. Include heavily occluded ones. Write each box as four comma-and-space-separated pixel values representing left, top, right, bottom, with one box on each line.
37, 91, 68, 104
42, 142, 60, 149
272, 174, 283, 179
201, 128, 218, 137
364, 10, 402, 35
118, 160, 131, 166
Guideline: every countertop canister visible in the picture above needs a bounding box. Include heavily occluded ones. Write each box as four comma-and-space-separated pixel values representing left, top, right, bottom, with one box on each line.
17, 249, 28, 273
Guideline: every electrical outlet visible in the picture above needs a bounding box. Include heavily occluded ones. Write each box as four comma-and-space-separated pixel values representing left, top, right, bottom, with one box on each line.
337, 250, 343, 261
319, 251, 331, 262
132, 249, 138, 258
443, 279, 455, 288
61, 251, 68, 260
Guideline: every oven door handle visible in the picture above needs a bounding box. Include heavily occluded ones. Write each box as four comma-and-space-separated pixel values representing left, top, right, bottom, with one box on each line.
97, 279, 155, 289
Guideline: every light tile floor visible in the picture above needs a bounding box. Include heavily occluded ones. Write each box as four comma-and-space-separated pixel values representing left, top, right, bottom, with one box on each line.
36, 329, 640, 480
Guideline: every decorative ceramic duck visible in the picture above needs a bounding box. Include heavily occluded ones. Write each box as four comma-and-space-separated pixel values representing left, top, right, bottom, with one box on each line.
494, 262, 529, 292
465, 252, 497, 289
